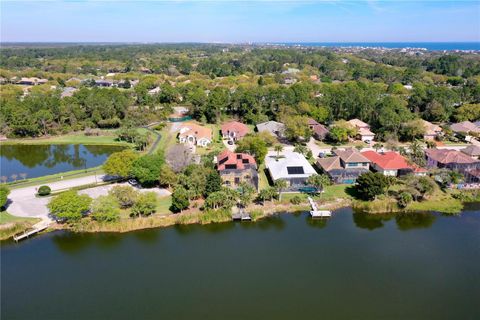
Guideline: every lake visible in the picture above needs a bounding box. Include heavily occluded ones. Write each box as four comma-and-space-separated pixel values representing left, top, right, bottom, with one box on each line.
2, 207, 480, 319
0, 144, 125, 181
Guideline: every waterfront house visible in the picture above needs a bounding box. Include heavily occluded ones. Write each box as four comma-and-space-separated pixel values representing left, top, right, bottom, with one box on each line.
256, 121, 285, 139
94, 79, 114, 87
316, 148, 370, 184
425, 148, 480, 182
148, 87, 161, 96
450, 121, 480, 134
265, 151, 317, 191
221, 121, 249, 141
178, 123, 212, 147
421, 120, 443, 141
60, 87, 78, 99
348, 119, 375, 142
17, 77, 48, 86
216, 150, 258, 190
307, 118, 329, 141
461, 145, 480, 159
362, 151, 427, 177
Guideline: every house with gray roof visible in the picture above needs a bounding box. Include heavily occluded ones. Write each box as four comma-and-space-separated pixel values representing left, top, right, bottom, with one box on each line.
450, 121, 480, 134
316, 148, 370, 184
256, 121, 285, 138
265, 151, 317, 191
307, 118, 329, 141
461, 145, 480, 159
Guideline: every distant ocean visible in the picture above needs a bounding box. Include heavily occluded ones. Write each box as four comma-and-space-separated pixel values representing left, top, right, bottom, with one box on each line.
275, 42, 480, 51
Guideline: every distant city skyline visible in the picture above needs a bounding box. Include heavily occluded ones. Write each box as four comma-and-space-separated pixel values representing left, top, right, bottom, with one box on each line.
1, 1, 479, 43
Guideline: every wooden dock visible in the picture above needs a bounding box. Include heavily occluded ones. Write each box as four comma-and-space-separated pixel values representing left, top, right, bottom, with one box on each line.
13, 221, 50, 242
308, 197, 332, 218
232, 207, 251, 221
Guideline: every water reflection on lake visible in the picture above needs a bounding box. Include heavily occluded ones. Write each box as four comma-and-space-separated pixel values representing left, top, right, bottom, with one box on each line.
2, 208, 480, 319
0, 144, 124, 181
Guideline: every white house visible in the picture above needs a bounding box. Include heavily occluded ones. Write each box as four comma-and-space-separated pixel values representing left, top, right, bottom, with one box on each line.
178, 123, 212, 147
348, 119, 375, 142
265, 151, 317, 191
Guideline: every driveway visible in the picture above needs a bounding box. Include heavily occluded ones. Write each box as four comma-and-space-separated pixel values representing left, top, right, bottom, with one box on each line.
223, 139, 236, 151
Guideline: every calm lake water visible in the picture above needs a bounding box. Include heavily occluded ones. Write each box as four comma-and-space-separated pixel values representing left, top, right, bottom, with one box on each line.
277, 42, 480, 51
2, 207, 480, 320
0, 144, 125, 181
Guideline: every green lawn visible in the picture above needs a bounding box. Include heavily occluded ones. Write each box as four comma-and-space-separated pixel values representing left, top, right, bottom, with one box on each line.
0, 211, 41, 240
7, 167, 105, 189
156, 195, 173, 215
321, 184, 352, 200
1, 131, 131, 146
154, 124, 177, 153
258, 164, 270, 190
0, 211, 39, 224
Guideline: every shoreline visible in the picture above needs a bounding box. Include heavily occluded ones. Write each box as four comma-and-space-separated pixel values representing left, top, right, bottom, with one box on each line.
3, 195, 479, 242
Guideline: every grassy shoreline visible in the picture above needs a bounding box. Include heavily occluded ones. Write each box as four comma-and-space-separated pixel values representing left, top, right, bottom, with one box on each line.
6, 166, 105, 189
0, 131, 132, 146
0, 212, 41, 240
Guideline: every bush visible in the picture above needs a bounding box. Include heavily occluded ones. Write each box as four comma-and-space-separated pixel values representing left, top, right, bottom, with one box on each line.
131, 192, 157, 217
47, 191, 92, 222
249, 209, 264, 221
109, 185, 138, 208
290, 195, 302, 205
398, 192, 413, 208
38, 185, 51, 196
130, 153, 165, 187
199, 209, 231, 224
91, 195, 120, 222
0, 185, 10, 208
153, 123, 166, 131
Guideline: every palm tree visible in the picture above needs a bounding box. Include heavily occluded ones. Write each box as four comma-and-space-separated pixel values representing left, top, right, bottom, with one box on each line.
373, 142, 383, 152
274, 144, 284, 159
274, 180, 288, 202
258, 189, 270, 206
294, 144, 308, 156
307, 174, 332, 196
258, 187, 277, 206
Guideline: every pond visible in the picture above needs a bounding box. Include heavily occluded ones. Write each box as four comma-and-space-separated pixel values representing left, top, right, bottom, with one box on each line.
0, 144, 125, 182
2, 207, 480, 319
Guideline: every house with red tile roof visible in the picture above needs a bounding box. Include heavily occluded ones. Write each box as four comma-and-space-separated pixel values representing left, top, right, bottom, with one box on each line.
221, 121, 249, 141
361, 151, 427, 177
178, 122, 212, 147
216, 150, 258, 190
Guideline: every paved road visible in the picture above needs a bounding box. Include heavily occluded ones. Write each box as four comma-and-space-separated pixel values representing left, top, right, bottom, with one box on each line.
6, 174, 170, 219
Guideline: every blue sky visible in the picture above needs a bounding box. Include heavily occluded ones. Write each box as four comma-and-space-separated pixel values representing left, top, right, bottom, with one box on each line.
1, 1, 479, 43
